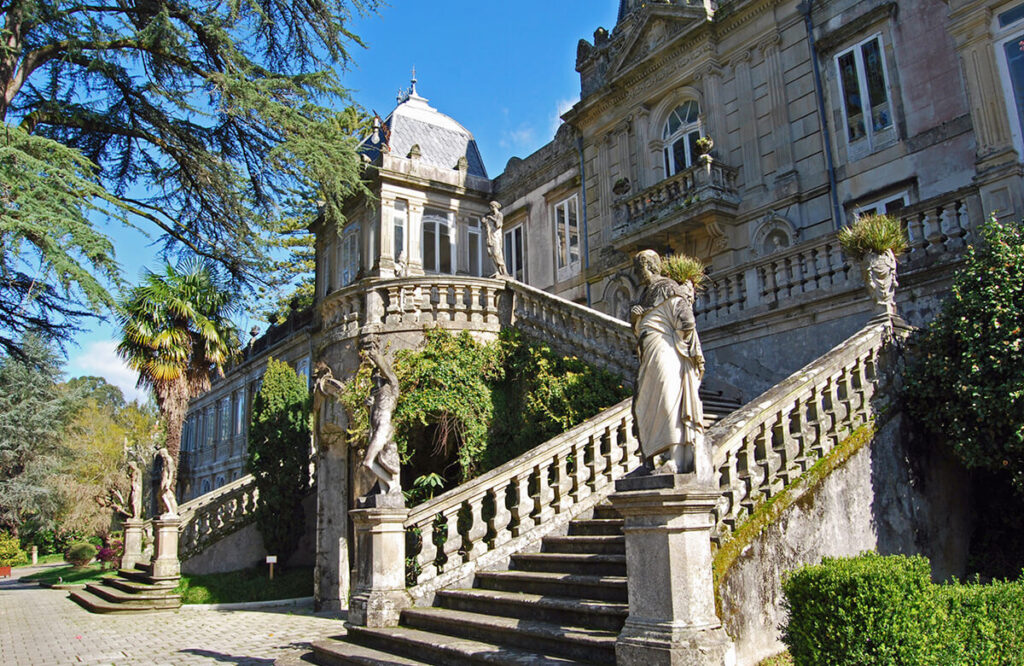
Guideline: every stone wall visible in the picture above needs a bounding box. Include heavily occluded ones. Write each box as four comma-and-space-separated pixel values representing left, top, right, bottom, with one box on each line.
716, 412, 972, 665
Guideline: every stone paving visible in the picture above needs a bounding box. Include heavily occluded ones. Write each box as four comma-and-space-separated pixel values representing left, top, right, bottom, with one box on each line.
0, 566, 346, 665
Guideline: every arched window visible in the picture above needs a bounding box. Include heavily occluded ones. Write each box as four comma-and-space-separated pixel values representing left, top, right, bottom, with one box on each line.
201, 479, 212, 495
662, 100, 702, 177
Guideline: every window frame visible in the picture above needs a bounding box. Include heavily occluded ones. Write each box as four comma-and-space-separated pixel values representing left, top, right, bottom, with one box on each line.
852, 190, 909, 220
422, 208, 455, 275
338, 224, 360, 288
504, 223, 526, 282
467, 217, 483, 277
553, 194, 581, 282
393, 199, 408, 262
995, 3, 1024, 160
661, 100, 702, 177
834, 33, 897, 156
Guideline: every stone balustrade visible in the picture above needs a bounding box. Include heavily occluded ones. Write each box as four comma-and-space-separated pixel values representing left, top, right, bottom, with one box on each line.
404, 398, 639, 603
321, 275, 506, 340
694, 188, 981, 327
507, 281, 637, 381
177, 473, 259, 561
706, 320, 899, 544
613, 157, 740, 236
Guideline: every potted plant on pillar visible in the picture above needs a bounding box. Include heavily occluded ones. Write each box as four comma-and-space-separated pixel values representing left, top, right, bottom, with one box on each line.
0, 532, 27, 577
838, 213, 908, 320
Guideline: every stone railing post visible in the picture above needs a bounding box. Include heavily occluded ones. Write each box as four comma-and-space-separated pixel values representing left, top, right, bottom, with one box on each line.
611, 474, 735, 665
150, 517, 181, 582
120, 518, 146, 571
349, 493, 412, 628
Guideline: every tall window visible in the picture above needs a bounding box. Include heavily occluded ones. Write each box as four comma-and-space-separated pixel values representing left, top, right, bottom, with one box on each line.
504, 224, 525, 281
467, 218, 482, 277
422, 208, 454, 274
393, 200, 408, 261
219, 397, 231, 441
296, 357, 310, 387
321, 240, 332, 295
836, 35, 894, 151
234, 391, 245, 435
338, 225, 360, 287
998, 5, 1024, 156
554, 195, 580, 280
854, 191, 907, 219
205, 407, 214, 445
662, 100, 701, 176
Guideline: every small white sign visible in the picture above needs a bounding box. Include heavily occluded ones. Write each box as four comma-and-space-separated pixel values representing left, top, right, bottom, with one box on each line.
266, 555, 278, 564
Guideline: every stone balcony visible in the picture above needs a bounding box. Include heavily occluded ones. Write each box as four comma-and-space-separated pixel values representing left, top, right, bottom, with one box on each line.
611, 157, 740, 252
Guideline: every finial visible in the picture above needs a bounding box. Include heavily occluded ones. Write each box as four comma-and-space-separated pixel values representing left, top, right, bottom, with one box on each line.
410, 66, 418, 95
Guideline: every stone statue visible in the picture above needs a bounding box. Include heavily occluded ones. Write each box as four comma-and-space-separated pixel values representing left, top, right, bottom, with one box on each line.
128, 460, 143, 520
482, 201, 509, 278
630, 250, 709, 480
314, 361, 344, 412
862, 249, 898, 316
361, 334, 401, 495
394, 250, 408, 278
157, 447, 178, 518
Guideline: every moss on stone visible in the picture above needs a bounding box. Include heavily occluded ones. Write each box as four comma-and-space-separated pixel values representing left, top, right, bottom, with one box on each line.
712, 419, 882, 612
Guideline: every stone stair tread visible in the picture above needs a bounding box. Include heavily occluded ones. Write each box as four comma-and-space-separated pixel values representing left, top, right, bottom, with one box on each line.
309, 639, 425, 665
513, 552, 625, 563
344, 625, 587, 665
86, 582, 180, 603
105, 577, 176, 594
403, 607, 618, 645
475, 571, 626, 586
437, 588, 628, 616
569, 519, 623, 526
544, 535, 624, 543
69, 589, 176, 614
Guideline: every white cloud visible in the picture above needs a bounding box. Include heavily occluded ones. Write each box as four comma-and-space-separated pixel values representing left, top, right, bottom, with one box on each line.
68, 340, 150, 404
499, 124, 537, 151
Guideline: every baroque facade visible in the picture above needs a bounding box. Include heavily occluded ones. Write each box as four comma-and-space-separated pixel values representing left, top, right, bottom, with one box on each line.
180, 0, 1024, 513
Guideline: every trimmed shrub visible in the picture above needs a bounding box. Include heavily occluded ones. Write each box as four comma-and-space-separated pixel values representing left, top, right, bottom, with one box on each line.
782, 553, 940, 666
0, 532, 27, 567
782, 553, 1024, 666
64, 541, 97, 568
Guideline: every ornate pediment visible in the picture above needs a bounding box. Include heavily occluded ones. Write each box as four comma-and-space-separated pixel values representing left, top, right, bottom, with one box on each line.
608, 4, 713, 81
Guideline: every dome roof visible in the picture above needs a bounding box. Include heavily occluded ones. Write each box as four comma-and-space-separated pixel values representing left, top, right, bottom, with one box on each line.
362, 82, 488, 179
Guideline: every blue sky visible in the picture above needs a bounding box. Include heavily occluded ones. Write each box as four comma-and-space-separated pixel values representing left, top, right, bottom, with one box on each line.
65, 1, 621, 402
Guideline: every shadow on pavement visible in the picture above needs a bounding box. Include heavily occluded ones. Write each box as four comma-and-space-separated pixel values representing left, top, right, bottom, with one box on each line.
180, 648, 276, 664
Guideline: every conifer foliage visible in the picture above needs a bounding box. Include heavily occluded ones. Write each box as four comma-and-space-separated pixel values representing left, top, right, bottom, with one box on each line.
0, 0, 377, 355
247, 358, 311, 562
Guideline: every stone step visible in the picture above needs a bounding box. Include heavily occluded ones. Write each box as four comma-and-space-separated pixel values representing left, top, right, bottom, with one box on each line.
104, 577, 176, 595
542, 535, 625, 555
117, 567, 155, 585
400, 607, 616, 664
85, 582, 181, 607
68, 589, 178, 614
510, 552, 626, 577
339, 625, 584, 665
435, 588, 628, 632
567, 519, 624, 536
307, 638, 425, 665
591, 503, 620, 520
474, 570, 628, 602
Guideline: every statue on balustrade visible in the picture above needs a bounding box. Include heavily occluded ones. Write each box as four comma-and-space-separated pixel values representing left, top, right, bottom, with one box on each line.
630, 249, 710, 480
157, 447, 179, 518
483, 201, 509, 278
128, 460, 143, 519
863, 249, 898, 317
361, 333, 402, 495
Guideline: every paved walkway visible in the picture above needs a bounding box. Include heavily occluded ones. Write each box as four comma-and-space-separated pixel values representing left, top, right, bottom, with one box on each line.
0, 566, 346, 665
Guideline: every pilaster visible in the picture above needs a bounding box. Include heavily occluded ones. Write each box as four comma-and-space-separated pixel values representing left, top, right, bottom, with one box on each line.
733, 52, 763, 192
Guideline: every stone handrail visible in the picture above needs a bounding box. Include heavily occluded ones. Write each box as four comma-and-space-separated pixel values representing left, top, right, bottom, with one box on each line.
177, 473, 259, 561
404, 398, 640, 602
507, 280, 637, 381
320, 275, 506, 341
695, 187, 981, 327
706, 320, 900, 544
613, 157, 740, 233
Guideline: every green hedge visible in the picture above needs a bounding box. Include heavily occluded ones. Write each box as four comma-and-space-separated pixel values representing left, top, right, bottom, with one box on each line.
782, 553, 1024, 666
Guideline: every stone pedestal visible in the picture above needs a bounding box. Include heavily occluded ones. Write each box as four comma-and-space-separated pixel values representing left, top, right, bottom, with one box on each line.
610, 474, 736, 666
348, 493, 412, 628
121, 518, 145, 571
150, 518, 180, 582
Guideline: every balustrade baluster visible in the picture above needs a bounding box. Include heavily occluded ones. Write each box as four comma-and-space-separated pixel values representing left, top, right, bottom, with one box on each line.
736, 435, 756, 520
440, 506, 464, 574
554, 451, 573, 514
469, 285, 482, 324
905, 213, 927, 259
923, 209, 945, 256
464, 495, 488, 561
572, 436, 591, 502
589, 430, 607, 491
941, 203, 967, 252
489, 481, 513, 548
415, 519, 438, 584
511, 471, 535, 536
534, 461, 556, 524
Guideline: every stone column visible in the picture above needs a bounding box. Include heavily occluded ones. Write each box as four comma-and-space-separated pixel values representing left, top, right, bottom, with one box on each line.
348, 493, 412, 628
150, 518, 181, 582
762, 34, 798, 197
407, 202, 425, 276
120, 518, 145, 571
378, 199, 396, 277
611, 474, 735, 666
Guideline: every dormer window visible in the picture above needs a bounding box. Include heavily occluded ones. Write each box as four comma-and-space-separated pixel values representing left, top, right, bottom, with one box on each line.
662, 100, 702, 177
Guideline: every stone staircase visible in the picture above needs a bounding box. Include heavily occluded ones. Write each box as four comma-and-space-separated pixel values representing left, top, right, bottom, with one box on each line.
69, 561, 181, 614
312, 501, 627, 665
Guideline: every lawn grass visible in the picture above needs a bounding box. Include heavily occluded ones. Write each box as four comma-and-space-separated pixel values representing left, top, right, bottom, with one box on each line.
758, 652, 793, 666
175, 565, 313, 605
34, 553, 67, 565
21, 563, 115, 585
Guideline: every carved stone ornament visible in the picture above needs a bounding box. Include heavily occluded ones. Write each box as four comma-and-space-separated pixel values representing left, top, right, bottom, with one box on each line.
157, 447, 178, 519
360, 334, 402, 497
483, 201, 509, 278
862, 249, 898, 316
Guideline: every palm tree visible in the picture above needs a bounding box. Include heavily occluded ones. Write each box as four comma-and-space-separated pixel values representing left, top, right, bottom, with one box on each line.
117, 261, 240, 483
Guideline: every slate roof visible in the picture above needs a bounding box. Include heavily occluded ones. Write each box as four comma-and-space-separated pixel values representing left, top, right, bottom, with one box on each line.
361, 89, 488, 180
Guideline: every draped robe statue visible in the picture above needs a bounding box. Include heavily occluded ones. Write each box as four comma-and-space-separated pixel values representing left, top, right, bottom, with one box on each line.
630, 250, 710, 480
483, 201, 509, 278
361, 334, 401, 495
